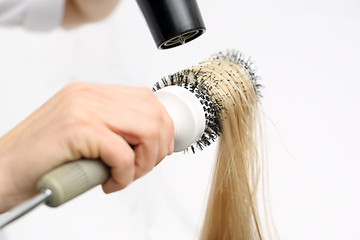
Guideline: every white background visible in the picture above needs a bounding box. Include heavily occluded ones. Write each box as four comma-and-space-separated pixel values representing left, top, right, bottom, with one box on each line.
1, 0, 360, 239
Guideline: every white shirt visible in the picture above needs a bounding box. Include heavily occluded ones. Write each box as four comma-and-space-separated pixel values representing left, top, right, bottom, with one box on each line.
0, 0, 65, 31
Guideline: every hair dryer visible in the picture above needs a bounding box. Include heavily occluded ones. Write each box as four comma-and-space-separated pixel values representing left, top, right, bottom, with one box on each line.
136, 0, 206, 49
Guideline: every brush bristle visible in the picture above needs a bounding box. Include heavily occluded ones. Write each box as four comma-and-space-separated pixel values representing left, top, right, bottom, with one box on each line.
152, 49, 261, 152
211, 49, 262, 99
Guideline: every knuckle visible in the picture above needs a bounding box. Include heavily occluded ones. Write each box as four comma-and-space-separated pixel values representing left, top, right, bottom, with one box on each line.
139, 87, 159, 103
147, 99, 165, 122
139, 87, 154, 97
62, 82, 93, 101
120, 150, 136, 171
61, 104, 88, 127
148, 108, 165, 128
58, 83, 97, 127
150, 105, 164, 123
144, 119, 160, 140
63, 81, 86, 93
59, 105, 94, 139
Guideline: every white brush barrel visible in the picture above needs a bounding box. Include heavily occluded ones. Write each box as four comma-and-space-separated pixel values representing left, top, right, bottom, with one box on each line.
154, 85, 206, 152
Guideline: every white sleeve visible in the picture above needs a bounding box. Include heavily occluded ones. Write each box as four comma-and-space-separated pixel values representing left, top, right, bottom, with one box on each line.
0, 0, 66, 31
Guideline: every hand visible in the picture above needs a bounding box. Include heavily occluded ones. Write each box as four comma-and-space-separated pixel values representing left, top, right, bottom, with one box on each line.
62, 0, 121, 27
0, 82, 174, 212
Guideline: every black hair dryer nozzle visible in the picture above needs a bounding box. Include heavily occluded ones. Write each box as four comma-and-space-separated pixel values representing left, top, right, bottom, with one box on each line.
136, 0, 206, 50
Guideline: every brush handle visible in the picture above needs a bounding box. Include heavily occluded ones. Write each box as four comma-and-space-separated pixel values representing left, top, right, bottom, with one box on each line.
36, 159, 109, 207
36, 86, 205, 207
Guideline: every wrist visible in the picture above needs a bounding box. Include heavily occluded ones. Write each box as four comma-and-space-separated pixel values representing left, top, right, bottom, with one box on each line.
0, 137, 11, 212
0, 136, 26, 213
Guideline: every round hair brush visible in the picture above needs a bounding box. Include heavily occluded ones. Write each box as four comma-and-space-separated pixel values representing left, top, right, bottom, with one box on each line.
0, 50, 260, 228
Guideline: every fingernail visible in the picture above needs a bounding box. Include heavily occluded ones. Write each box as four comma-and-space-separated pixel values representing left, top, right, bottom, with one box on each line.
168, 138, 174, 154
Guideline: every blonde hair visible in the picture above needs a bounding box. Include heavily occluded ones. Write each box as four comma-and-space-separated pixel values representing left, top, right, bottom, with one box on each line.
154, 50, 267, 239
197, 54, 263, 240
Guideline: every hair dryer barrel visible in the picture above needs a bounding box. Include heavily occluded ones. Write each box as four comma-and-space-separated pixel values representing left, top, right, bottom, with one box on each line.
136, 0, 206, 49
